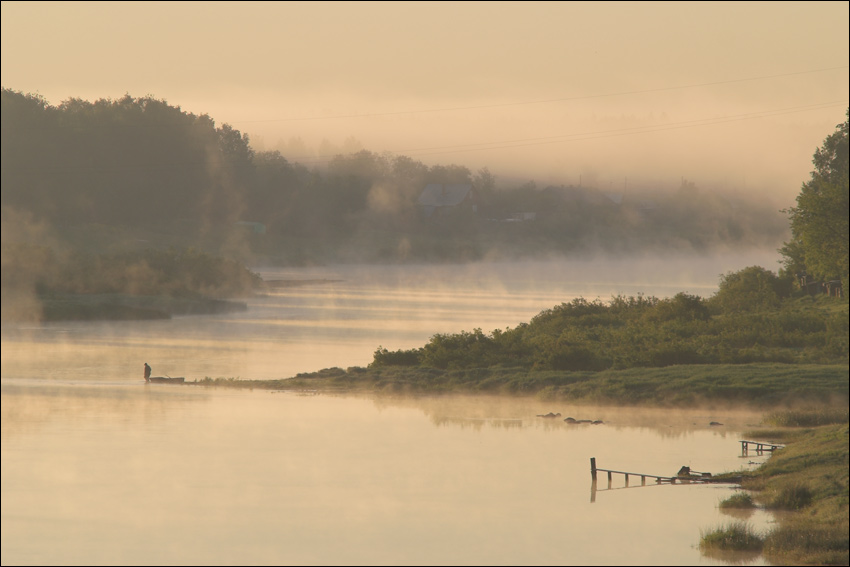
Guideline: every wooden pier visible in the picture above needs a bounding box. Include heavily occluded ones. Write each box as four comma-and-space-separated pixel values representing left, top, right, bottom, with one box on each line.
590, 457, 679, 486
740, 440, 784, 455
589, 457, 740, 502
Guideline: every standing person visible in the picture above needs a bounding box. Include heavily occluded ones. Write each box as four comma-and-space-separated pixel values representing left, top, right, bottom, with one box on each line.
144, 363, 152, 381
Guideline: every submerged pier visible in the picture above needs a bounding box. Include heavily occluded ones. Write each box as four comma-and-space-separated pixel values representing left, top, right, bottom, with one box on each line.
590, 457, 681, 486
740, 440, 784, 455
589, 457, 741, 502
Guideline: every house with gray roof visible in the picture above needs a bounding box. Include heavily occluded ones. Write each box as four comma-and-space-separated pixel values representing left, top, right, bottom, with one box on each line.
417, 184, 477, 218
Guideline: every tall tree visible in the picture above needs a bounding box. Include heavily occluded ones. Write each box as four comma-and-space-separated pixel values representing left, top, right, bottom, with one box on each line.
780, 109, 849, 287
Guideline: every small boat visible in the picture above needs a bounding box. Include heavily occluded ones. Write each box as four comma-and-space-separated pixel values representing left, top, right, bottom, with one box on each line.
146, 376, 185, 384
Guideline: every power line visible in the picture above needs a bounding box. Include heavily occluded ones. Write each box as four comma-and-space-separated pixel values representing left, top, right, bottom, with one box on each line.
290, 100, 848, 163
231, 65, 849, 124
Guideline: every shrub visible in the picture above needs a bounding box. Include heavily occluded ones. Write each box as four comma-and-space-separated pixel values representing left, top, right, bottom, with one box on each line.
711, 266, 792, 314
699, 522, 764, 552
371, 346, 421, 367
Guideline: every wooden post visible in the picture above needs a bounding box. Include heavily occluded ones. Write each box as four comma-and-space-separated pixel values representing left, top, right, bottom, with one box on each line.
641, 475, 646, 486
590, 457, 597, 481
625, 473, 629, 487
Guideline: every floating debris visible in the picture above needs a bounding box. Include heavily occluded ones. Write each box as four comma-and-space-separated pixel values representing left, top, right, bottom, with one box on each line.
564, 417, 603, 424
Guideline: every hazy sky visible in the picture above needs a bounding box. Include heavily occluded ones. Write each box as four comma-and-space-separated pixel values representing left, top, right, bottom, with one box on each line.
2, 1, 848, 203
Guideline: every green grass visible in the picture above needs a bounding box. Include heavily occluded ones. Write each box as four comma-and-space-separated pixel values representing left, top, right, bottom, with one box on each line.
699, 522, 764, 552
208, 363, 849, 410
719, 492, 756, 509
733, 424, 850, 565
699, 423, 849, 565
763, 407, 849, 427
763, 518, 850, 566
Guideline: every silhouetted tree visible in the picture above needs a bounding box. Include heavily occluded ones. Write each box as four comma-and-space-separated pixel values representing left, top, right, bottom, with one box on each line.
781, 109, 849, 288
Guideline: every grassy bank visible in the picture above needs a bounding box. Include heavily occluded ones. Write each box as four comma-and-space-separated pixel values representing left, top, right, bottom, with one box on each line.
195, 363, 849, 410
701, 415, 849, 565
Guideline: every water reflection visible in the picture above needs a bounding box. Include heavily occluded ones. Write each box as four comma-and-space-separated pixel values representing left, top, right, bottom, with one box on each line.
2, 258, 784, 565
2, 386, 777, 566
1, 382, 208, 442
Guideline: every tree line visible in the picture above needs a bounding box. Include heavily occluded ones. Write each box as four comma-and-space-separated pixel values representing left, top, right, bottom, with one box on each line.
2, 89, 792, 264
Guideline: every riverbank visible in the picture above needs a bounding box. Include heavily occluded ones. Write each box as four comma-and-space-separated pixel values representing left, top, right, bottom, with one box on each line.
703, 417, 849, 566
193, 363, 849, 410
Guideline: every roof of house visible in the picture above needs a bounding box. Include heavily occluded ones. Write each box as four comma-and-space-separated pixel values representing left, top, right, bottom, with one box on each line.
603, 192, 623, 205
417, 184, 473, 207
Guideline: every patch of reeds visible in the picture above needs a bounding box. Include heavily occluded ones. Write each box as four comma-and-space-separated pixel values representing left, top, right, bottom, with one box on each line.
762, 407, 849, 427
763, 518, 850, 566
699, 522, 764, 552
765, 482, 813, 510
718, 492, 756, 509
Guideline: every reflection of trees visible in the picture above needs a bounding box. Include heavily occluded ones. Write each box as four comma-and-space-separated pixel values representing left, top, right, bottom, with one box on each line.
362, 392, 764, 435
432, 417, 523, 430
1, 384, 207, 442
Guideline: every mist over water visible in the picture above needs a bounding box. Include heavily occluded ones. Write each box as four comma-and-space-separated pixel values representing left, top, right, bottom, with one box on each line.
3, 251, 779, 383
2, 255, 787, 565
1, 386, 776, 566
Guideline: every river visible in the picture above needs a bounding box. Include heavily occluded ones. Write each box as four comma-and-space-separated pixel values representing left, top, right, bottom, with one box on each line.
2, 254, 782, 565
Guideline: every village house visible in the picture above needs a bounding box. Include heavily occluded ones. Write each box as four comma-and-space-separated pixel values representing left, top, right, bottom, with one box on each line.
417, 184, 477, 219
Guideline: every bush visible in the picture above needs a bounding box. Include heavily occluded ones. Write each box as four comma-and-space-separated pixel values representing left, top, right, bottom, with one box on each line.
371, 346, 421, 367
711, 266, 792, 314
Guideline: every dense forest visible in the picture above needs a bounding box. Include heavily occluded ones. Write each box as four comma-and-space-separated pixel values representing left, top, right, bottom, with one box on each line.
1, 89, 789, 266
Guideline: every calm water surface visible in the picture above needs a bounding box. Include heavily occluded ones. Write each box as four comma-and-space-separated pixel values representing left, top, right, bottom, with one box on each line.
2, 256, 782, 565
